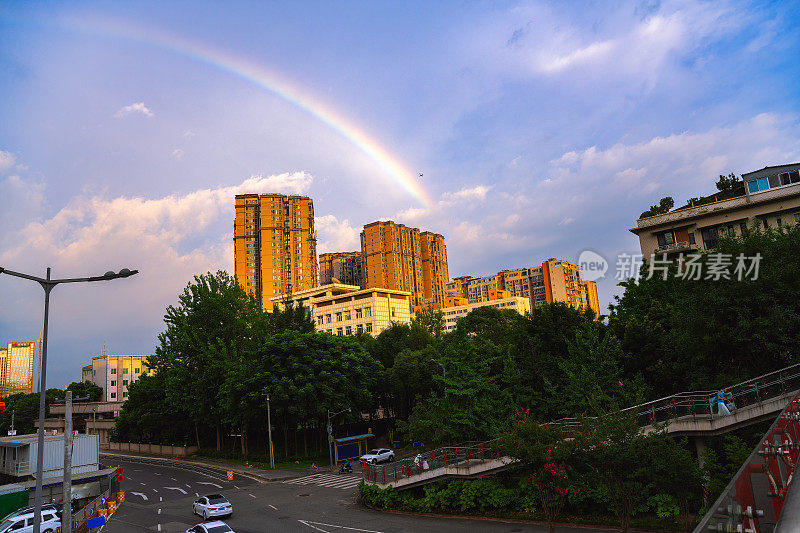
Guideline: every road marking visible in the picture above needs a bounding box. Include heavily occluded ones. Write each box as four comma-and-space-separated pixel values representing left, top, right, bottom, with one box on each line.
186, 483, 191, 488
234, 485, 241, 490
159, 496, 163, 502
198, 481, 223, 489
139, 482, 146, 485
269, 504, 277, 510
154, 472, 162, 475
158, 508, 161, 515
284, 474, 362, 490
164, 487, 188, 494
158, 525, 161, 532
249, 493, 256, 498
171, 477, 177, 481
131, 492, 148, 501
195, 492, 200, 497
298, 520, 384, 533
153, 489, 158, 493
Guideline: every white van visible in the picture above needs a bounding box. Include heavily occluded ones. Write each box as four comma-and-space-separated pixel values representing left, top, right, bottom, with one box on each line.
0, 510, 61, 533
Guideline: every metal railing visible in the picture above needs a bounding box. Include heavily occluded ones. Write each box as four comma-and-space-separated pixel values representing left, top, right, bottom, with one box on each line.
71, 487, 111, 527
551, 363, 800, 436
362, 439, 502, 485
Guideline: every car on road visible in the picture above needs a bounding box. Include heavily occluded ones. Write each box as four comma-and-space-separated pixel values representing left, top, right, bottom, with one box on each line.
1, 504, 62, 522
359, 448, 395, 464
0, 509, 61, 533
192, 494, 233, 520
185, 521, 234, 533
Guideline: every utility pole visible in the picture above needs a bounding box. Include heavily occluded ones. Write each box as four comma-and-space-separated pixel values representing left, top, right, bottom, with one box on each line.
8, 410, 15, 436
266, 394, 274, 469
62, 391, 72, 533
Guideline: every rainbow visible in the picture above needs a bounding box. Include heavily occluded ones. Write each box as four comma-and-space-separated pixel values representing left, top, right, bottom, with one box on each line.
64, 16, 432, 207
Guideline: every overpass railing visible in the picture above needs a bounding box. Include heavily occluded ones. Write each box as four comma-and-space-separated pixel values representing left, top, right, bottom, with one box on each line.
552, 363, 800, 436
362, 439, 501, 486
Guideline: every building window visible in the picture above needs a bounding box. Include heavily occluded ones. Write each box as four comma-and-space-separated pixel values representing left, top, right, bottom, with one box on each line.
345, 326, 352, 335
747, 178, 769, 193
336, 312, 342, 322
110, 392, 116, 399
123, 368, 129, 374
356, 308, 363, 319
135, 368, 140, 374
366, 323, 373, 333
110, 380, 116, 386
123, 380, 128, 386
740, 221, 748, 234
365, 307, 372, 317
123, 392, 128, 398
357, 324, 364, 334
344, 311, 351, 321
391, 307, 396, 317
326, 314, 332, 323
317, 316, 324, 326
337, 327, 343, 336
700, 227, 719, 249
688, 232, 696, 245
110, 369, 116, 374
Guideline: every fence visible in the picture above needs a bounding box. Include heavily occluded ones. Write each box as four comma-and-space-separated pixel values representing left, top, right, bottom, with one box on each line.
551, 363, 800, 436
104, 442, 198, 457
71, 487, 111, 531
362, 439, 501, 485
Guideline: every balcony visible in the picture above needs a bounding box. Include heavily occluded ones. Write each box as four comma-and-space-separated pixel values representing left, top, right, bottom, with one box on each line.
657, 240, 699, 253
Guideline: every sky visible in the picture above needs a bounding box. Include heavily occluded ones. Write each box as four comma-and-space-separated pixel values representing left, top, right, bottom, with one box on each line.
1, 1, 799, 388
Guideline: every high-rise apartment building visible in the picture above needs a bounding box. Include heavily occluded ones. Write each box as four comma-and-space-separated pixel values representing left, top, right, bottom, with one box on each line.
446, 258, 600, 318
319, 251, 364, 288
360, 221, 449, 308
234, 194, 318, 310
0, 342, 35, 397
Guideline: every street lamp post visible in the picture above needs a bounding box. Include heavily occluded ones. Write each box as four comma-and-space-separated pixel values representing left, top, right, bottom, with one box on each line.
266, 394, 274, 469
0, 266, 137, 533
326, 408, 351, 471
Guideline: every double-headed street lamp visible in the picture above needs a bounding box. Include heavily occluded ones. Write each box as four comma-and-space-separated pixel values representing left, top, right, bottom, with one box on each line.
327, 408, 351, 470
0, 266, 138, 533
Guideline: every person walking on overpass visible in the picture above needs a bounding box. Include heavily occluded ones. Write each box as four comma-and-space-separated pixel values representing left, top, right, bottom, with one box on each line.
717, 389, 731, 416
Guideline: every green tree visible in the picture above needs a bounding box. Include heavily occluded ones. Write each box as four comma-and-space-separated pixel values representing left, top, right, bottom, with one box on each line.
639, 196, 674, 218
0, 389, 63, 435
716, 173, 741, 192
66, 381, 104, 402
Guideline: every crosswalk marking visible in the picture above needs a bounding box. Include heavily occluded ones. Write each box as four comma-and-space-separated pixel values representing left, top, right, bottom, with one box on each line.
283, 473, 362, 490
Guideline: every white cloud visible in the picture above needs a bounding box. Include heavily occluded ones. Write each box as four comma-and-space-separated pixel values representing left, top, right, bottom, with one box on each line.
315, 215, 361, 253
443, 185, 492, 202
172, 149, 184, 159
0, 150, 15, 173
114, 102, 154, 118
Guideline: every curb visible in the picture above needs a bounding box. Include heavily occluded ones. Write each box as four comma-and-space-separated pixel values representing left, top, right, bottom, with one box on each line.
99, 451, 298, 483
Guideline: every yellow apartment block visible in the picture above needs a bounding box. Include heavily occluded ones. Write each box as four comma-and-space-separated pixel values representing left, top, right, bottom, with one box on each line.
81, 354, 152, 402
319, 251, 364, 288
446, 257, 600, 318
0, 342, 35, 397
361, 220, 448, 309
440, 290, 531, 332
311, 287, 412, 337
234, 193, 318, 311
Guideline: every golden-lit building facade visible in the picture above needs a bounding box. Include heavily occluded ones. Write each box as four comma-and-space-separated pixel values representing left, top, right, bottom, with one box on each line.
1, 342, 35, 397
82, 354, 152, 402
319, 251, 364, 288
311, 287, 412, 337
234, 194, 318, 311
361, 221, 448, 309
445, 258, 600, 318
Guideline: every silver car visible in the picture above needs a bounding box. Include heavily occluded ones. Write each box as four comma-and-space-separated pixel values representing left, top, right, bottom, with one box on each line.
185, 520, 234, 533
192, 494, 233, 520
359, 448, 395, 464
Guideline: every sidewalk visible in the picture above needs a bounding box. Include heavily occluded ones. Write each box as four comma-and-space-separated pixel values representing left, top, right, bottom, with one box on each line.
99, 450, 313, 482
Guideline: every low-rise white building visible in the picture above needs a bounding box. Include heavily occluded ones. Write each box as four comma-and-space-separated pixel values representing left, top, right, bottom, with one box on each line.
81, 354, 151, 402
441, 295, 531, 333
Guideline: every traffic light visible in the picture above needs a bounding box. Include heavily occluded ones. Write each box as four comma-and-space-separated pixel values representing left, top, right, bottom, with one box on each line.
117, 467, 123, 482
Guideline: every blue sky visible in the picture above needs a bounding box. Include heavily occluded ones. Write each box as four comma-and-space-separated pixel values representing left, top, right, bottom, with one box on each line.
1, 1, 799, 387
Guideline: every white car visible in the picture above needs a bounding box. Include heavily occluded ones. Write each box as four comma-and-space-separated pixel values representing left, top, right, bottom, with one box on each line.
0, 510, 61, 533
185, 520, 234, 533
192, 494, 233, 520
359, 448, 395, 464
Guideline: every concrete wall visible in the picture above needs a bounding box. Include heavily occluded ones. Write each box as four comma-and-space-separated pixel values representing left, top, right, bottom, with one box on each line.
103, 442, 198, 457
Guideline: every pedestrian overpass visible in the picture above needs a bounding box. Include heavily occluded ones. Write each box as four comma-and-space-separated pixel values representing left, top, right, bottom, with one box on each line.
363, 363, 800, 491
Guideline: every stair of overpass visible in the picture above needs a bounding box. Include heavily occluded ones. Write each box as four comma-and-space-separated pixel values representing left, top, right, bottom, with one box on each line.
362, 440, 514, 490
363, 363, 800, 490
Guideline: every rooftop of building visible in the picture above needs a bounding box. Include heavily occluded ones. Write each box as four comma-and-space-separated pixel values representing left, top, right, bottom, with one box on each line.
309, 286, 412, 304
269, 282, 362, 303
90, 354, 150, 362
631, 163, 800, 233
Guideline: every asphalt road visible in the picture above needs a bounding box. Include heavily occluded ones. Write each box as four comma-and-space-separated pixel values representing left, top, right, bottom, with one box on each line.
102, 456, 616, 533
